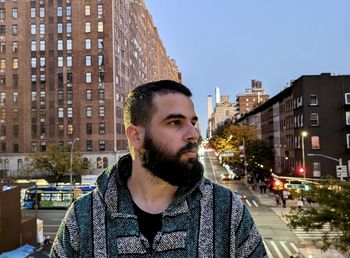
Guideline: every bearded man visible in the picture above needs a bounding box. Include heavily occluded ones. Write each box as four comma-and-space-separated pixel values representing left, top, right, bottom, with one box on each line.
50, 80, 267, 257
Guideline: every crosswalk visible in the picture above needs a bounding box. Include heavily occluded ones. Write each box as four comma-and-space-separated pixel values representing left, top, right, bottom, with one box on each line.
292, 224, 342, 240
244, 199, 259, 207
263, 240, 299, 258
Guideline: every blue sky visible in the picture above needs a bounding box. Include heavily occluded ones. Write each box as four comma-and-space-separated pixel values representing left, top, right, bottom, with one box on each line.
144, 1, 350, 137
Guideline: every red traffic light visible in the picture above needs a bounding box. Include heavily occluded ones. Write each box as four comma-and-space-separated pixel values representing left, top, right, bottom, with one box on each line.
296, 166, 305, 175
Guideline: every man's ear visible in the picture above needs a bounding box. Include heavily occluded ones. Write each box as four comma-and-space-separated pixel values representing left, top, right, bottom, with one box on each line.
126, 124, 144, 149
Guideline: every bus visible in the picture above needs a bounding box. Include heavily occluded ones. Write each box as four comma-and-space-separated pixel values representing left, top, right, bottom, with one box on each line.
23, 185, 96, 209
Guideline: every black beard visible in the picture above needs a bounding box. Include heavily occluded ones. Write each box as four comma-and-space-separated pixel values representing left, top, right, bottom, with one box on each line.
140, 133, 203, 187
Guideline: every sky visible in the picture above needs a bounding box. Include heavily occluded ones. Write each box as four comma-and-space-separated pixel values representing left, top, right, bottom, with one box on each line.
144, 0, 350, 137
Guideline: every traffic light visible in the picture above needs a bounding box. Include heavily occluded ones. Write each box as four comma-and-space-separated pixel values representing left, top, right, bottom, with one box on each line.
296, 166, 305, 176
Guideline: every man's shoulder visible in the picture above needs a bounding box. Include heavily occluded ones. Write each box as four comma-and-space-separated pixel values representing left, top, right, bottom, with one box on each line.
200, 178, 240, 200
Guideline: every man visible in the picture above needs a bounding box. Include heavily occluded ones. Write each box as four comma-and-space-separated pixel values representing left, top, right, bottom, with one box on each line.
50, 80, 267, 257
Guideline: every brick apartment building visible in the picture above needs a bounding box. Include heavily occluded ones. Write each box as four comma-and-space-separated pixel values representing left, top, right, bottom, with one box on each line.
0, 0, 181, 174
238, 73, 350, 179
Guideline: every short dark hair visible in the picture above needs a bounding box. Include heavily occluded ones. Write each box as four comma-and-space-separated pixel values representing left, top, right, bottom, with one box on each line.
123, 80, 192, 127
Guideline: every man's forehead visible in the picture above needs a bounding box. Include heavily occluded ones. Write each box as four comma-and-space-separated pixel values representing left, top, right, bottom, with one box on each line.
152, 93, 197, 118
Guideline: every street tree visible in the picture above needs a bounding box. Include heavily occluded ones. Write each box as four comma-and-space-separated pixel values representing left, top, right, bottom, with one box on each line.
24, 143, 91, 182
245, 139, 274, 179
285, 179, 350, 253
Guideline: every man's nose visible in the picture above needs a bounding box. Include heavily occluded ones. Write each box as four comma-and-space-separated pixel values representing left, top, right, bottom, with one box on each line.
185, 123, 199, 142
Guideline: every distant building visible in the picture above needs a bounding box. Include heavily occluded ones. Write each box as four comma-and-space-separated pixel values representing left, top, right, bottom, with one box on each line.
238, 73, 350, 179
0, 0, 181, 174
236, 80, 269, 117
215, 87, 221, 104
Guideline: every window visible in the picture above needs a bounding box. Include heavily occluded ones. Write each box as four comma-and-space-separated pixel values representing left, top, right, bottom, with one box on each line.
0, 92, 5, 103
13, 108, 19, 121
313, 162, 321, 177
86, 123, 92, 134
57, 40, 63, 50
31, 24, 36, 35
97, 4, 103, 15
99, 106, 105, 117
39, 7, 45, 17
0, 59, 5, 69
0, 9, 5, 19
39, 40, 45, 51
311, 136, 320, 149
99, 123, 105, 134
57, 23, 63, 34
67, 107, 73, 118
58, 107, 64, 118
347, 134, 350, 149
30, 8, 36, 18
85, 22, 91, 33
309, 95, 318, 106
12, 25, 18, 36
99, 89, 104, 100
97, 157, 102, 168
39, 57, 45, 67
66, 22, 71, 33
13, 143, 19, 153
98, 55, 104, 66
98, 38, 104, 49
66, 5, 71, 16
57, 56, 63, 67
13, 58, 18, 69
12, 74, 18, 88
12, 42, 18, 53
86, 106, 92, 117
31, 41, 37, 51
99, 140, 105, 151
67, 56, 72, 67
12, 8, 18, 19
57, 6, 63, 17
67, 124, 73, 134
85, 72, 92, 83
40, 141, 46, 152
31, 142, 37, 152
85, 39, 91, 49
86, 140, 93, 151
85, 5, 91, 16
0, 42, 5, 53
345, 93, 350, 105
67, 39, 72, 50
98, 72, 104, 83
0, 75, 5, 86
97, 22, 103, 32
0, 25, 6, 36
310, 113, 319, 126
39, 24, 45, 35
58, 90, 64, 101
13, 125, 19, 137
67, 90, 72, 101
86, 89, 92, 100
346, 112, 350, 125
103, 157, 108, 168
31, 57, 37, 68
12, 92, 18, 102
85, 55, 91, 66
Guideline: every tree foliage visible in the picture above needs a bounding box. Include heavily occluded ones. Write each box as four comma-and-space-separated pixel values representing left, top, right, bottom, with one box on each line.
246, 139, 274, 178
285, 179, 350, 253
24, 143, 91, 182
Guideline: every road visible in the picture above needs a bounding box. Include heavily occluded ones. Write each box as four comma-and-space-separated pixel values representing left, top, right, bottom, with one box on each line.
203, 151, 300, 258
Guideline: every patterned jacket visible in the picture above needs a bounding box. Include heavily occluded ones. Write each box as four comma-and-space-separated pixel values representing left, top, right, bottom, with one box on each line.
50, 155, 267, 257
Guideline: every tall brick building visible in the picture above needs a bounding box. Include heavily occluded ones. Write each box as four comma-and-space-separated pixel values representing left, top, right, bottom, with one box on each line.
0, 0, 181, 173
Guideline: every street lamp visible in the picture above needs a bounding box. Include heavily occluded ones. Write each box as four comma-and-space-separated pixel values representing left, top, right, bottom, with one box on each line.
70, 137, 79, 189
301, 131, 308, 179
307, 153, 344, 181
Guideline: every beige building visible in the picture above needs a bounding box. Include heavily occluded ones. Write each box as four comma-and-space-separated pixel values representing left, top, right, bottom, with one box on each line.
0, 0, 180, 173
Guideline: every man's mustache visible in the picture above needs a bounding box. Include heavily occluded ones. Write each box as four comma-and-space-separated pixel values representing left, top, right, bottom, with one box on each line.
177, 142, 198, 156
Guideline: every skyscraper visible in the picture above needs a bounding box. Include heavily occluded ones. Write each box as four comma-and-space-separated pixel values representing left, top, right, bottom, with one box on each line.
215, 87, 221, 104
207, 95, 213, 120
0, 0, 180, 172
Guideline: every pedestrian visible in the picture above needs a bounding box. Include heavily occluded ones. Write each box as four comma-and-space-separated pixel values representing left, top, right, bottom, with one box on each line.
275, 193, 281, 207
50, 80, 267, 257
297, 198, 304, 208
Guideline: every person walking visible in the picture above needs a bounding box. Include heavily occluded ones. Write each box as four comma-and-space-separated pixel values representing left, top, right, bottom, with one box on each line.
50, 80, 267, 257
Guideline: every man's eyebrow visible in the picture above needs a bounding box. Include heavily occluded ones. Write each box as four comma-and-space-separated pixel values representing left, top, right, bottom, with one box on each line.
164, 114, 198, 122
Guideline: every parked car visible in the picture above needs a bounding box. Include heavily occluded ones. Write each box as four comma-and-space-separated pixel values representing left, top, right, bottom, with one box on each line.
234, 192, 247, 200
220, 172, 241, 181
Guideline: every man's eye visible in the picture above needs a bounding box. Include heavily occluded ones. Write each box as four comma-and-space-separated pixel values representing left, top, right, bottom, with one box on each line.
169, 120, 181, 126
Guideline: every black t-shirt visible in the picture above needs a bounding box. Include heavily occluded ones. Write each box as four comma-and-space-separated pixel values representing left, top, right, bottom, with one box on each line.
133, 202, 162, 245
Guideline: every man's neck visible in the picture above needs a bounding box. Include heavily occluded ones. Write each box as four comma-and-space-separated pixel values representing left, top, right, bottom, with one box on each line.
127, 161, 178, 214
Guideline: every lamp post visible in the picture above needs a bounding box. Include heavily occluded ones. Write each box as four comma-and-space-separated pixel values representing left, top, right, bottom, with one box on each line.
301, 131, 308, 179
307, 153, 344, 181
70, 137, 79, 188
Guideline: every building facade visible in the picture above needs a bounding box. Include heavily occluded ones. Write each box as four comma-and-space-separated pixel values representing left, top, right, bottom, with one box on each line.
238, 73, 350, 179
0, 0, 180, 174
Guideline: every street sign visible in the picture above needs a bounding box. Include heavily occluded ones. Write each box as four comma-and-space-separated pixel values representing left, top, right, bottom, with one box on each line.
285, 184, 310, 191
336, 165, 347, 178
221, 152, 234, 157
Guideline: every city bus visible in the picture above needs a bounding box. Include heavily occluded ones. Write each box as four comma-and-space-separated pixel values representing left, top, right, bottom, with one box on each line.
23, 185, 96, 209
